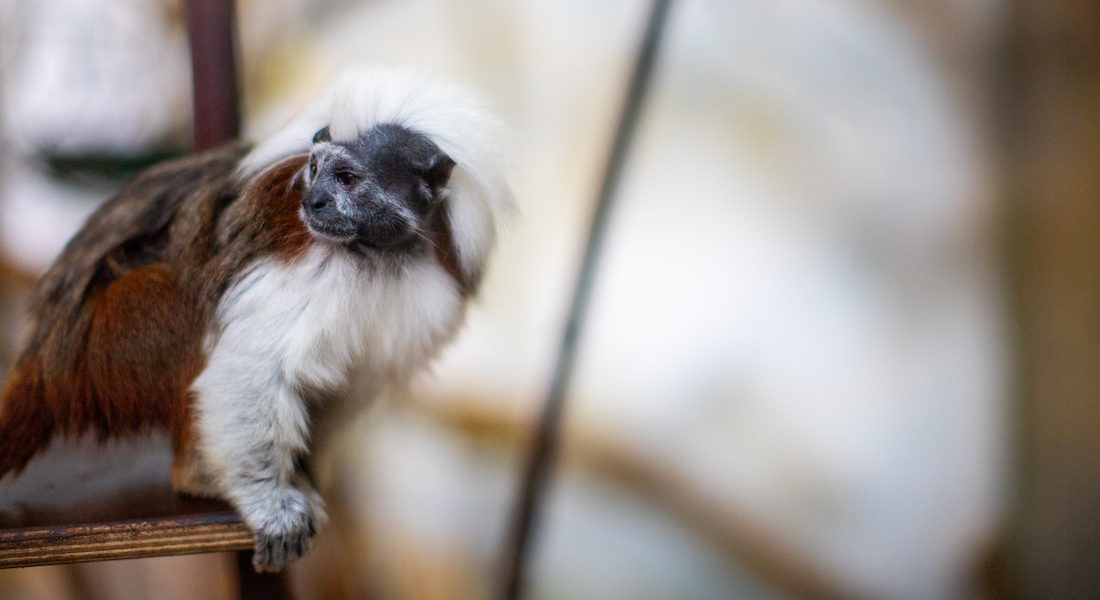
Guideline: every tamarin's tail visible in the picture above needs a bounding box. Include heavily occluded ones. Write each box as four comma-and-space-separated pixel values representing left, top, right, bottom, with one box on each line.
0, 358, 55, 482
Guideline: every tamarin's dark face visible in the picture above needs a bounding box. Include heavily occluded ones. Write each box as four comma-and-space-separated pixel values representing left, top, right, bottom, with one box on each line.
303, 123, 455, 252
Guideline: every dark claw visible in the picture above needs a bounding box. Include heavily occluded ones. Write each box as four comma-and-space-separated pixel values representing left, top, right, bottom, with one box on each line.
252, 528, 313, 572
249, 492, 320, 572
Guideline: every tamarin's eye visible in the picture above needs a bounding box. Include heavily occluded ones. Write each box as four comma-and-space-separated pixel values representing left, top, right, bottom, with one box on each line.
309, 162, 317, 179
335, 170, 359, 187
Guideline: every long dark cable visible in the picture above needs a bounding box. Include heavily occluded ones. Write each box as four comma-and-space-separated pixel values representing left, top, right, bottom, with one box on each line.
498, 1, 674, 598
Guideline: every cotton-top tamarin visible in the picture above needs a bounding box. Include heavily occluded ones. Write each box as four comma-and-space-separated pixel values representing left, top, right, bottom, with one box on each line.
0, 67, 511, 571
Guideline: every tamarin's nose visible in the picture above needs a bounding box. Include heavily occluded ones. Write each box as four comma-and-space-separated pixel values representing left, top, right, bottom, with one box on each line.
303, 189, 334, 216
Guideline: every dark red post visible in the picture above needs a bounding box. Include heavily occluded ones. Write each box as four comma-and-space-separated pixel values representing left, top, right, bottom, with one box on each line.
185, 0, 241, 151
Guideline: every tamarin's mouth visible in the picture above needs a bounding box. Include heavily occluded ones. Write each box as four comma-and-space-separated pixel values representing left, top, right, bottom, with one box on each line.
302, 211, 419, 256
301, 210, 358, 244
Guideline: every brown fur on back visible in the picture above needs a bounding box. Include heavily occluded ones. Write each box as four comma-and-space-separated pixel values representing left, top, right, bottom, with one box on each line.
0, 145, 311, 480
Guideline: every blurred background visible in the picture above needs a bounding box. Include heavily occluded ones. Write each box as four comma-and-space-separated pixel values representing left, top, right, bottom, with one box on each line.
0, 0, 1095, 599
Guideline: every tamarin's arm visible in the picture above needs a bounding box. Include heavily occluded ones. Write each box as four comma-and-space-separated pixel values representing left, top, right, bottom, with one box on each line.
190, 263, 327, 572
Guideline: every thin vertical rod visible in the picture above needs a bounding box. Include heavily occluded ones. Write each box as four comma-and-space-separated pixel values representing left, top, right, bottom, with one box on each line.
185, 0, 241, 151
498, 1, 674, 598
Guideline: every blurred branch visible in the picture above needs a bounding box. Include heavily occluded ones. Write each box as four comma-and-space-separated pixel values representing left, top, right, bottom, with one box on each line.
0, 257, 38, 291
414, 395, 860, 600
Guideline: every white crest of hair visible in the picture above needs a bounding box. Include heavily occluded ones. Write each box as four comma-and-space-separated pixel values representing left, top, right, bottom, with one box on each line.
239, 66, 513, 280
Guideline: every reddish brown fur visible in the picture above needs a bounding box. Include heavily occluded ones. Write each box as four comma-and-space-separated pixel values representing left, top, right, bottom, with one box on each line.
0, 148, 311, 482
79, 265, 203, 441
0, 357, 52, 478
263, 169, 312, 259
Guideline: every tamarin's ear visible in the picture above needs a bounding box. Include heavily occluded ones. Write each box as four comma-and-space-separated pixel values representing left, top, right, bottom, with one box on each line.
425, 153, 456, 195
312, 126, 331, 144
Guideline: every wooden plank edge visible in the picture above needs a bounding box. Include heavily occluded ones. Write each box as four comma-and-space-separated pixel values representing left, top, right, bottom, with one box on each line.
0, 514, 255, 568
0, 512, 245, 543
0, 535, 254, 568
1, 530, 251, 556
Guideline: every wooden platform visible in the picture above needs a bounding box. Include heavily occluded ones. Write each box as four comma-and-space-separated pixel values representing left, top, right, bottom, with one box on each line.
0, 434, 252, 568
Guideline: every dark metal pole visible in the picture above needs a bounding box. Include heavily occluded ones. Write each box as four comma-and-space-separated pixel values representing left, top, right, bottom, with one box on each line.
498, 1, 674, 598
184, 4, 274, 597
185, 0, 241, 151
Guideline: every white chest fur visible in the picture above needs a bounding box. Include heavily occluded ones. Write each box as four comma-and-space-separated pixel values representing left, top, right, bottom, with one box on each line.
213, 247, 463, 390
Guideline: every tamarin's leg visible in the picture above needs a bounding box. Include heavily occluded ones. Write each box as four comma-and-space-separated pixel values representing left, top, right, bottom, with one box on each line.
191, 346, 327, 572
